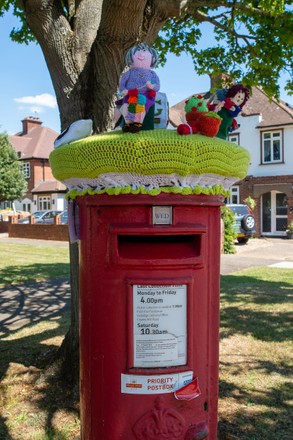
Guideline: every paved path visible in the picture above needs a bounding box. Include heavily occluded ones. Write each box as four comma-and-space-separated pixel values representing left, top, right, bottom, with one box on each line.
0, 235, 292, 333
220, 237, 293, 275
0, 277, 70, 334
0, 235, 70, 334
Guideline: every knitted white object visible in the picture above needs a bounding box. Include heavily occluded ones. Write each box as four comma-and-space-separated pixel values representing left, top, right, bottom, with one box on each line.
64, 172, 237, 193
54, 119, 93, 148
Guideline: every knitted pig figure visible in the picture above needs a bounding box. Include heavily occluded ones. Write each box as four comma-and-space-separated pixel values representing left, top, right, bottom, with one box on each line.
117, 43, 160, 133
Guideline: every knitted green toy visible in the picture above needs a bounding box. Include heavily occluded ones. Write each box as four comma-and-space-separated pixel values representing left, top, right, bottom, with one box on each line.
184, 95, 209, 113
178, 95, 222, 138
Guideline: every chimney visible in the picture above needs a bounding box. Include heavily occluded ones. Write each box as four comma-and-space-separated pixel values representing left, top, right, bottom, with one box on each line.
209, 73, 231, 90
21, 116, 42, 135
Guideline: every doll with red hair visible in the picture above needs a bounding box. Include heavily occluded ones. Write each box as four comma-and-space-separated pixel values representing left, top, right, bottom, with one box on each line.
209, 84, 250, 140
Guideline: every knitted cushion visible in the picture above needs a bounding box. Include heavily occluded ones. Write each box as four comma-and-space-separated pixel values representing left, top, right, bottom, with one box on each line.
49, 129, 250, 199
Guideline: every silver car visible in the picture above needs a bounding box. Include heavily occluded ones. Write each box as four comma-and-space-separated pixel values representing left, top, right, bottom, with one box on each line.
19, 210, 62, 224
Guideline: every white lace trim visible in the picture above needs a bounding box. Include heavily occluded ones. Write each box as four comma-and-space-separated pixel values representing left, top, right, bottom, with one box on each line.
63, 172, 238, 192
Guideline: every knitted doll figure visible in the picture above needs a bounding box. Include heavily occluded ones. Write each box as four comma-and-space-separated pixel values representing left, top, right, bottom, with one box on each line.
117, 42, 160, 133
216, 84, 250, 140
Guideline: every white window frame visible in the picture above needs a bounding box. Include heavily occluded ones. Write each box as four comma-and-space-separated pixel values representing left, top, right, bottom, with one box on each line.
22, 203, 31, 212
39, 196, 51, 211
22, 162, 30, 178
261, 130, 283, 164
228, 133, 240, 145
226, 186, 239, 204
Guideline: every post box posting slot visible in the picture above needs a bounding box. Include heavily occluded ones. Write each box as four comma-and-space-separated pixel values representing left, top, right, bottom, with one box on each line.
118, 234, 200, 260
115, 229, 206, 266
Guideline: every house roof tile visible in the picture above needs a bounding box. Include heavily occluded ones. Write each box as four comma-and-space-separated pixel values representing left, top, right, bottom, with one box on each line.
9, 119, 59, 160
32, 180, 67, 193
242, 87, 293, 127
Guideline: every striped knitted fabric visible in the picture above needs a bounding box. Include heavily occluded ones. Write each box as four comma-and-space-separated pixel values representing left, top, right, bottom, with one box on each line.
49, 129, 250, 200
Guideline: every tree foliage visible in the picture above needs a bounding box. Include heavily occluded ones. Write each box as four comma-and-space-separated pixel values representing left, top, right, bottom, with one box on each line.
155, 1, 293, 97
221, 205, 237, 254
0, 134, 27, 203
2, 0, 292, 111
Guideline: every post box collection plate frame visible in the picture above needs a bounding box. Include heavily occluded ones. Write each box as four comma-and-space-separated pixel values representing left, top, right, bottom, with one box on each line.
126, 276, 194, 372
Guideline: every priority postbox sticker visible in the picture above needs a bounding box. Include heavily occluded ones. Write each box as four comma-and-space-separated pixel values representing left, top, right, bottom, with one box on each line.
121, 371, 193, 395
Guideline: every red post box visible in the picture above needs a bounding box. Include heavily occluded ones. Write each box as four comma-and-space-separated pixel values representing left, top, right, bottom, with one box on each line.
77, 192, 223, 440
49, 128, 250, 439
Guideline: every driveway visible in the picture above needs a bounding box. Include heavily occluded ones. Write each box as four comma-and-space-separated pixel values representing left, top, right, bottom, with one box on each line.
221, 237, 293, 275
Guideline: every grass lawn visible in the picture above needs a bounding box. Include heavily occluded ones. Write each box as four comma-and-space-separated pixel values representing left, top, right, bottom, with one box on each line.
0, 242, 292, 439
218, 267, 293, 440
0, 242, 76, 439
0, 314, 80, 440
0, 243, 70, 286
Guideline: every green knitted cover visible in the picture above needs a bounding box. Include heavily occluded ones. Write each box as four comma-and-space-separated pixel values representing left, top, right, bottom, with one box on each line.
49, 129, 250, 199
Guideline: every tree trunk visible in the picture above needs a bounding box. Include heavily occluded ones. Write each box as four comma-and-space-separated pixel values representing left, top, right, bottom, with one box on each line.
22, 0, 184, 385
58, 241, 79, 383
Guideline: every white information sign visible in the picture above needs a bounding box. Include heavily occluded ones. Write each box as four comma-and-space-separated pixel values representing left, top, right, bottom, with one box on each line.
121, 371, 193, 395
133, 284, 187, 367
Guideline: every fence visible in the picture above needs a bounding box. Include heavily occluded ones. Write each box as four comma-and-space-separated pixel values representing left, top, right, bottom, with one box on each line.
0, 216, 69, 241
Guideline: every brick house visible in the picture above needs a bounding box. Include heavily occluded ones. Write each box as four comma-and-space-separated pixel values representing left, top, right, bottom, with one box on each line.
169, 86, 293, 237
8, 116, 67, 213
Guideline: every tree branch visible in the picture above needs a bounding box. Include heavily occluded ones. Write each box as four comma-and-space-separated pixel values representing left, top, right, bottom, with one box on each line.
153, 0, 188, 18
183, 0, 284, 17
192, 9, 256, 41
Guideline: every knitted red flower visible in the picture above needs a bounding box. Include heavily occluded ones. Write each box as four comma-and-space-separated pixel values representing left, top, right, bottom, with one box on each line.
147, 90, 156, 99
128, 89, 139, 97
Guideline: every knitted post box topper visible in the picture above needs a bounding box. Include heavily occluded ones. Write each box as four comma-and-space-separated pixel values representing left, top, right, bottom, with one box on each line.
116, 42, 160, 133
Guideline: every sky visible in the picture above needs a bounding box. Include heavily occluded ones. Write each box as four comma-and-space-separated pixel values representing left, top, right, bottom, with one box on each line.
0, 9, 292, 135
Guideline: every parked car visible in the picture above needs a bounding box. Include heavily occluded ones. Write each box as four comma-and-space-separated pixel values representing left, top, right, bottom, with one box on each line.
19, 210, 62, 224
227, 204, 256, 244
59, 210, 68, 224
